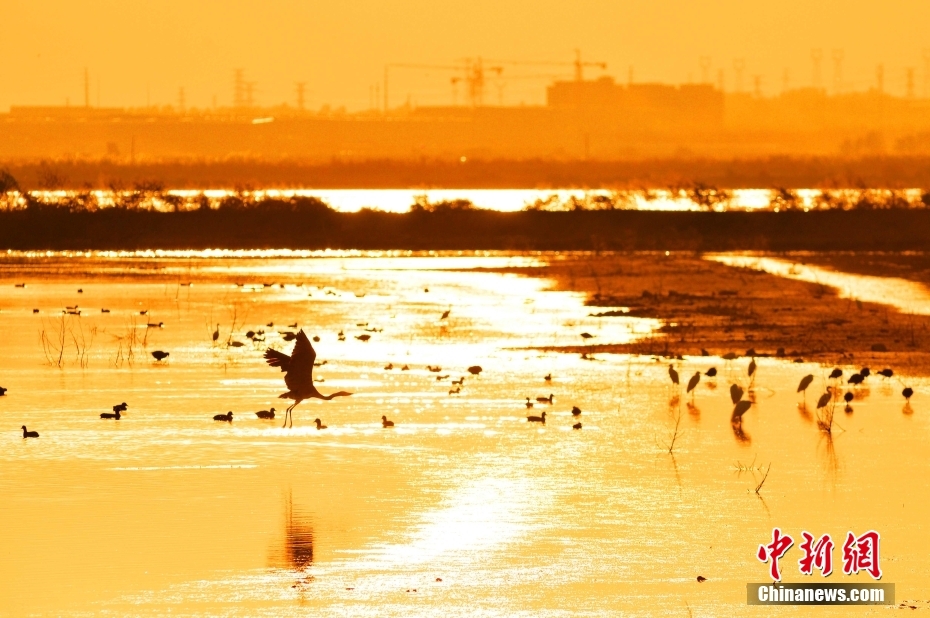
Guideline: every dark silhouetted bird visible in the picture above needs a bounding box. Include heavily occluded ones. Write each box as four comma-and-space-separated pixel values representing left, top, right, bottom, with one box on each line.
697, 576, 707, 583
536, 394, 554, 404
705, 367, 717, 377
668, 365, 679, 385
467, 365, 482, 375
732, 400, 752, 419
527, 411, 546, 423
255, 408, 276, 419
687, 372, 701, 394
730, 384, 744, 405
580, 332, 594, 340
903, 387, 914, 401
544, 373, 552, 382
797, 374, 814, 394
21, 425, 38, 438
816, 392, 831, 409
525, 398, 534, 409
381, 415, 394, 428
113, 402, 127, 412
848, 373, 864, 386
264, 331, 352, 428
355, 334, 371, 342
828, 368, 843, 380
213, 411, 233, 422
441, 309, 450, 319
212, 324, 220, 343
878, 368, 893, 379
151, 351, 169, 361
384, 363, 394, 370
860, 367, 871, 378
572, 422, 582, 430
571, 406, 581, 416
844, 392, 854, 403
0, 386, 6, 396
100, 410, 121, 420
314, 418, 328, 430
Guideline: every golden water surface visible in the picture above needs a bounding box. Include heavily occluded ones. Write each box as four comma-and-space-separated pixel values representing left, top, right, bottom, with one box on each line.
0, 251, 927, 616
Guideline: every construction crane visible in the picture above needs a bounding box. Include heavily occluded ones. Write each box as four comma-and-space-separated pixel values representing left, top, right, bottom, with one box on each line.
486, 49, 607, 82
383, 58, 503, 111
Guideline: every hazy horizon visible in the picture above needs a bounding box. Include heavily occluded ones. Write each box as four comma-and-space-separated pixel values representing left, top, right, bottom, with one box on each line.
3, 1, 930, 112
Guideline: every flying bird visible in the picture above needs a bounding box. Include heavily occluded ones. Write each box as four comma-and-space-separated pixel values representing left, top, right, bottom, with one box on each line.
264, 330, 352, 428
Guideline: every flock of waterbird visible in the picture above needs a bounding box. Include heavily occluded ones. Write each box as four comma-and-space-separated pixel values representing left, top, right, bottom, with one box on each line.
666, 353, 915, 434
4, 294, 917, 438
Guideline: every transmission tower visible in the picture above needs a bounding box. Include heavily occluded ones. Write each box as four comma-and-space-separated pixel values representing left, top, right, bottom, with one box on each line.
699, 56, 711, 84
832, 49, 844, 94
811, 49, 823, 89
733, 58, 745, 93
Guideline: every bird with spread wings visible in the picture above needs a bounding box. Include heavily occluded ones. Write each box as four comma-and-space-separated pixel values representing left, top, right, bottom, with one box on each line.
264, 330, 352, 427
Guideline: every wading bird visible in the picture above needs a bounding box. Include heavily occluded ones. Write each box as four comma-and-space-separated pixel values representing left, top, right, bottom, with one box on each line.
151, 350, 170, 362
255, 408, 276, 419
264, 330, 352, 428
848, 373, 864, 386
797, 374, 814, 399
860, 367, 871, 379
213, 324, 220, 343
668, 365, 679, 386
903, 387, 914, 402
844, 391, 854, 412
527, 411, 546, 423
828, 368, 843, 380
21, 425, 39, 438
381, 415, 394, 428
705, 367, 717, 378
100, 410, 121, 420
878, 368, 893, 379
314, 418, 327, 430
213, 411, 233, 422
686, 372, 701, 399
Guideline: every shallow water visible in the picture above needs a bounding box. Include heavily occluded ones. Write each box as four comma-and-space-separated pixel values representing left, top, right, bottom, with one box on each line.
0, 252, 928, 616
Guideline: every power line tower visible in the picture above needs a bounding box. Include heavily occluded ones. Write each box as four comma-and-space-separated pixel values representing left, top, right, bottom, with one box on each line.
811, 49, 823, 89
733, 58, 745, 93
923, 49, 930, 98
295, 82, 306, 110
699, 56, 711, 84
832, 49, 844, 95
233, 69, 246, 108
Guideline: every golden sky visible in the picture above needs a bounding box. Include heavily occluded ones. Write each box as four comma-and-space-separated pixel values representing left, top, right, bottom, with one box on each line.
3, 0, 929, 111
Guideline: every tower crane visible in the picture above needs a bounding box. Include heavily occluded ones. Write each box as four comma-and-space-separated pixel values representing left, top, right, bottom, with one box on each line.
383, 58, 503, 111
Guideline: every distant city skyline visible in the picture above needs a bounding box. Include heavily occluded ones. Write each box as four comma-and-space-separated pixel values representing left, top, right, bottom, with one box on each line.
3, 1, 930, 110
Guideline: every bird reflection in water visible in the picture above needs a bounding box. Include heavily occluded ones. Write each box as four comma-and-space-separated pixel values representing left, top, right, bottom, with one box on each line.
272, 491, 315, 589
730, 416, 751, 444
